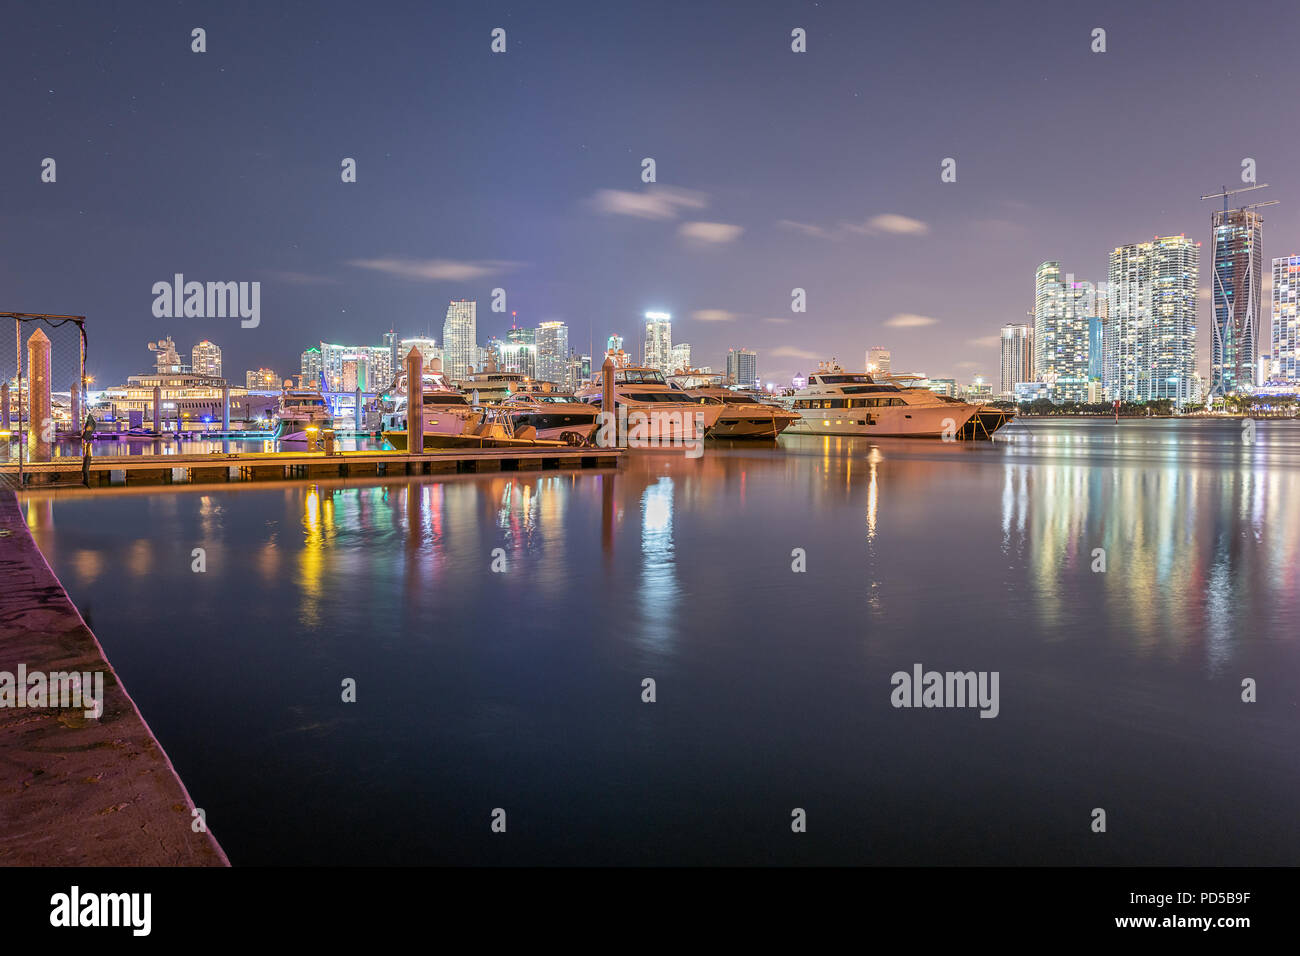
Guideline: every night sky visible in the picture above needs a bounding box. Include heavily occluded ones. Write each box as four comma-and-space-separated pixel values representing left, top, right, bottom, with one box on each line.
3, 0, 1299, 385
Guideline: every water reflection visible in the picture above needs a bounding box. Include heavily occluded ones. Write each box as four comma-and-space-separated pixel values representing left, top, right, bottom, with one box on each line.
20, 419, 1300, 866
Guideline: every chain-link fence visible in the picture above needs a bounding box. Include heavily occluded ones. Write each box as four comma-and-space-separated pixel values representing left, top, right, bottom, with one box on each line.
0, 314, 88, 490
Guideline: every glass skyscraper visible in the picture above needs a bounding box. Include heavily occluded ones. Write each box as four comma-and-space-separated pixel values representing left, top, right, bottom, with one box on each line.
643, 312, 672, 372
1210, 208, 1264, 396
441, 299, 477, 380
1107, 236, 1198, 403
536, 321, 568, 384
1000, 324, 1032, 398
1033, 261, 1093, 402
1270, 256, 1300, 385
727, 347, 757, 387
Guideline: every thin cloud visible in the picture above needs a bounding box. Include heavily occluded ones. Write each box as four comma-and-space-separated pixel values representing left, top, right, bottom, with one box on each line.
771, 346, 819, 359
778, 219, 832, 238
846, 213, 930, 237
348, 258, 520, 281
679, 221, 743, 244
691, 309, 737, 321
968, 335, 1001, 347
763, 316, 794, 324
589, 186, 707, 220
885, 313, 938, 328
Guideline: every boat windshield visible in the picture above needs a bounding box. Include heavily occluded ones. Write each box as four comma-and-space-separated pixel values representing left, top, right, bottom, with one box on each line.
615, 369, 667, 385
816, 374, 872, 385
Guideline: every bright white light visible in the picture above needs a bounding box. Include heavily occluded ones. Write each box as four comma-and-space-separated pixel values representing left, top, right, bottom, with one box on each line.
644, 311, 671, 320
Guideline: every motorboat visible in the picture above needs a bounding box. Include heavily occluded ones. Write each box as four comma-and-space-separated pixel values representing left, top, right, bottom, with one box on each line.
783, 365, 1011, 439
272, 388, 332, 441
576, 365, 723, 444
675, 384, 800, 439
379, 370, 483, 447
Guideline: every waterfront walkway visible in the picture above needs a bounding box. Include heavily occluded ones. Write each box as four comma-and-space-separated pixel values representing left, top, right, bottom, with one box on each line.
0, 491, 228, 865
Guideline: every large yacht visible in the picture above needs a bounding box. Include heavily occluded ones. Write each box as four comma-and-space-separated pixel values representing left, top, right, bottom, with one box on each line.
576, 365, 724, 442
499, 391, 602, 443
272, 387, 333, 441
784, 366, 1010, 439
675, 383, 801, 440
379, 370, 484, 447
455, 370, 530, 404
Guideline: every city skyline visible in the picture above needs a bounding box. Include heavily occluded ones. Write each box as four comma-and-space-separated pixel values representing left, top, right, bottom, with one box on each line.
7, 2, 1300, 388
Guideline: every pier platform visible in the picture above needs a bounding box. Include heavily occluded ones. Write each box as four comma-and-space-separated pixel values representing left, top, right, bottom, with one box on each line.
2, 445, 622, 489
0, 491, 228, 865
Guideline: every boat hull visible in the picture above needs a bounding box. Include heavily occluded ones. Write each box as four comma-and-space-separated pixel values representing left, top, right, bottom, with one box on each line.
785, 403, 977, 438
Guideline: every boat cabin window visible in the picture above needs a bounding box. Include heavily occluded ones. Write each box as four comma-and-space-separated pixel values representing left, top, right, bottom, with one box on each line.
815, 374, 872, 385
625, 392, 685, 402
614, 369, 667, 385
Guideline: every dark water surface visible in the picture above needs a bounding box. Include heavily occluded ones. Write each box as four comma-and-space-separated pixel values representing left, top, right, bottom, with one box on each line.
20, 419, 1300, 865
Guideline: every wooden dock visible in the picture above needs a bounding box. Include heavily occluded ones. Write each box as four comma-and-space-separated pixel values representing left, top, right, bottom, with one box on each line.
2, 446, 622, 489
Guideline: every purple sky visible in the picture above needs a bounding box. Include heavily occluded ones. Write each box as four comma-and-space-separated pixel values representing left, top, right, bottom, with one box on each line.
3, 0, 1299, 385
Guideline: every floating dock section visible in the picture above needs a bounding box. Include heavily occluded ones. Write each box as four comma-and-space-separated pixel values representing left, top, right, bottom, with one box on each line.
3, 446, 622, 489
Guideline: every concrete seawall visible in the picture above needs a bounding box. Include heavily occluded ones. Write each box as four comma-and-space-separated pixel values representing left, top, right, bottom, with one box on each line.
0, 491, 228, 865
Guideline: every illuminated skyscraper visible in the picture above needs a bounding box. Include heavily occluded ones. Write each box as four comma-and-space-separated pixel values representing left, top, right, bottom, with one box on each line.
727, 347, 758, 387
1107, 236, 1198, 403
300, 347, 322, 387
1210, 208, 1264, 395
867, 346, 891, 377
400, 337, 440, 372
671, 343, 691, 373
499, 326, 536, 378
536, 321, 569, 383
441, 299, 477, 380
999, 324, 1032, 398
643, 312, 672, 372
192, 340, 223, 380
1270, 256, 1300, 384
1034, 261, 1094, 402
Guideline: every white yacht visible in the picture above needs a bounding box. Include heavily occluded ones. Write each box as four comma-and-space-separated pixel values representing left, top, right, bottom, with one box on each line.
576, 365, 724, 443
784, 367, 1010, 439
379, 371, 483, 448
500, 393, 602, 444
676, 384, 801, 440
455, 370, 531, 404
272, 388, 333, 441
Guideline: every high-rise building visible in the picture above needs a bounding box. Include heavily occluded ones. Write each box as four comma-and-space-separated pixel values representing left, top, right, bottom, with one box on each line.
1033, 261, 1094, 403
1107, 236, 1198, 403
607, 334, 623, 353
499, 327, 536, 378
536, 321, 569, 383
867, 346, 891, 377
727, 348, 758, 387
317, 343, 393, 392
1088, 296, 1107, 383
192, 340, 223, 380
246, 368, 279, 389
399, 337, 440, 372
999, 324, 1033, 398
643, 312, 672, 372
383, 331, 399, 378
441, 299, 477, 380
1211, 208, 1264, 396
671, 343, 692, 373
1272, 256, 1300, 384
300, 347, 323, 388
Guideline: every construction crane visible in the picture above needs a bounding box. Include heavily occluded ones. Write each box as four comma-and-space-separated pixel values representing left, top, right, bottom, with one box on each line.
1200, 183, 1279, 214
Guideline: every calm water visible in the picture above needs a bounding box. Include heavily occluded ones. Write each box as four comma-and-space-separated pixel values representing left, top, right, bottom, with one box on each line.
21, 419, 1300, 865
